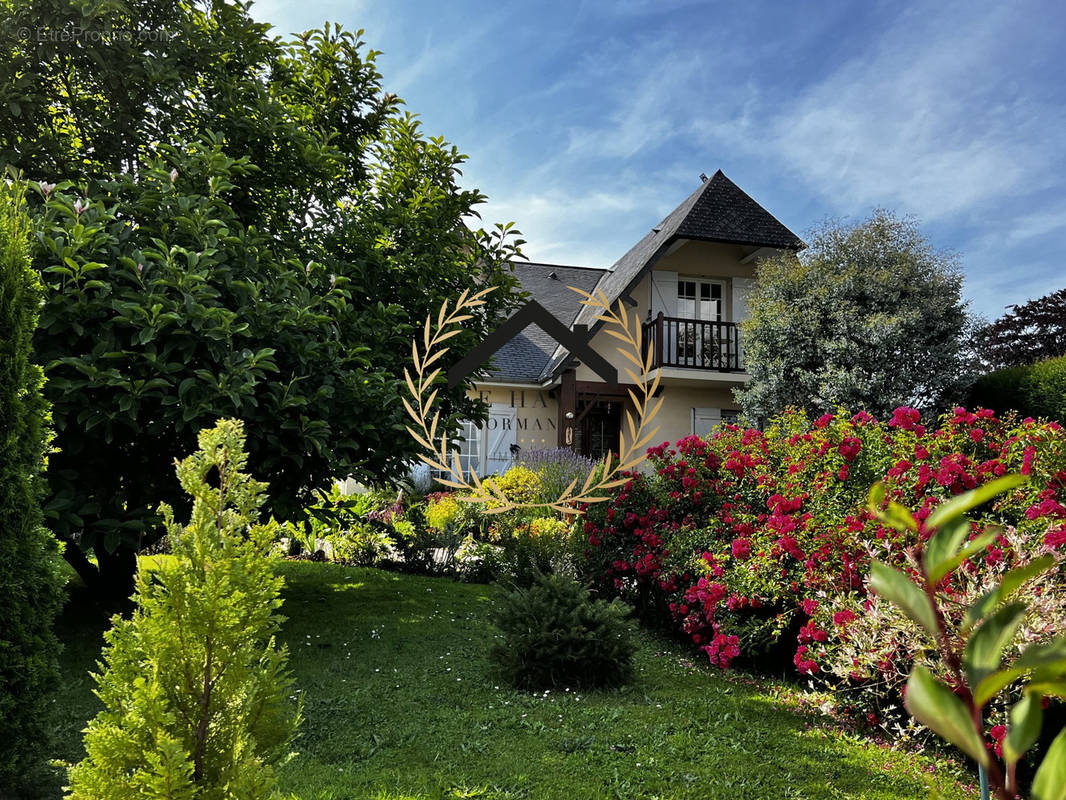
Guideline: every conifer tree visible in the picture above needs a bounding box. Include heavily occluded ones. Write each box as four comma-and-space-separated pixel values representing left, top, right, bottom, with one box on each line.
0, 178, 65, 798
68, 419, 299, 800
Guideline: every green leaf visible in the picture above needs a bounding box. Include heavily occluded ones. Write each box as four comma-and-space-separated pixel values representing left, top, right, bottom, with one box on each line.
881, 501, 918, 532
1002, 556, 1057, 596
1028, 680, 1066, 698
965, 592, 1001, 634
1032, 727, 1066, 800
1017, 637, 1066, 670
975, 638, 1066, 706
870, 561, 938, 636
934, 528, 1000, 584
922, 517, 973, 584
963, 556, 1057, 632
904, 666, 989, 767
1003, 693, 1043, 765
925, 474, 1028, 530
965, 602, 1027, 688
867, 482, 886, 512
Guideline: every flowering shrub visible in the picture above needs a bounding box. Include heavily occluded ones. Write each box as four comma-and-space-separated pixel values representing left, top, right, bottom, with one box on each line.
425, 493, 463, 531
578, 407, 1066, 695
486, 464, 544, 507
517, 449, 598, 505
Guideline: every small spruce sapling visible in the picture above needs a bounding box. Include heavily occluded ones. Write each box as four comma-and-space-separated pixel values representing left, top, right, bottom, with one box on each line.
867, 475, 1066, 800
67, 419, 300, 799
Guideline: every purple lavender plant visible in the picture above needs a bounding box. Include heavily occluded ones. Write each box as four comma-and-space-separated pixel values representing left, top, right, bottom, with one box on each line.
517, 448, 598, 503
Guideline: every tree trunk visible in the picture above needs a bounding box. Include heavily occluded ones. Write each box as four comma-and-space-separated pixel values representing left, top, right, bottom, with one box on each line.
62, 543, 138, 610
95, 545, 138, 609
62, 542, 101, 594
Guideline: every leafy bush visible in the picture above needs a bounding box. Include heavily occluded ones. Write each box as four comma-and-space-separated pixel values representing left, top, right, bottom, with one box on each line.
490, 573, 637, 690
865, 477, 1066, 799
496, 516, 574, 587
457, 516, 576, 587
425, 493, 463, 532
9, 0, 524, 603
0, 180, 65, 796
737, 211, 970, 420
578, 406, 1066, 701
67, 420, 299, 798
486, 464, 543, 507
327, 522, 395, 567
970, 355, 1066, 423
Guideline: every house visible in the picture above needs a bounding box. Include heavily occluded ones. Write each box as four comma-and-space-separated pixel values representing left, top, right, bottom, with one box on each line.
456, 169, 803, 475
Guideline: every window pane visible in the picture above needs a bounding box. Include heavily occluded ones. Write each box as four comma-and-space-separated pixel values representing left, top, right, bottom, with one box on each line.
700, 283, 710, 299
711, 284, 722, 299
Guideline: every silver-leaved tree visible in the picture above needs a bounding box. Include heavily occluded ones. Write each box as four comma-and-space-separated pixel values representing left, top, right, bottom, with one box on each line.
736, 210, 972, 421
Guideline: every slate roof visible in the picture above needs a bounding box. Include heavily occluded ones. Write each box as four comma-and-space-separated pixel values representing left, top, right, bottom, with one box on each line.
538, 170, 802, 380
483, 262, 607, 382
676, 170, 804, 249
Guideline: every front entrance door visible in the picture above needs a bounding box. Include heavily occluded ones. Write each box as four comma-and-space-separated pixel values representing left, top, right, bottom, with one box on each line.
575, 398, 621, 461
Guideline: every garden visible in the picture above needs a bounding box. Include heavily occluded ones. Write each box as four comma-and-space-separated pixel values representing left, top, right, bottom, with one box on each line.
34, 408, 1066, 799
3, 2, 1066, 799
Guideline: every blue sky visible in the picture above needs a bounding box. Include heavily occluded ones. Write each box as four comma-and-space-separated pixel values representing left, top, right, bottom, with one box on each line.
252, 0, 1066, 319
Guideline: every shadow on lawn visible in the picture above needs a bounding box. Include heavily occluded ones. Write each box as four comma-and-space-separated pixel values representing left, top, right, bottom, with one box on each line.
46, 561, 968, 800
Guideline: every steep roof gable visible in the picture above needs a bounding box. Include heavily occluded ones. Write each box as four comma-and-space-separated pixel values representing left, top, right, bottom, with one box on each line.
539, 170, 802, 380
483, 262, 606, 383
676, 170, 804, 249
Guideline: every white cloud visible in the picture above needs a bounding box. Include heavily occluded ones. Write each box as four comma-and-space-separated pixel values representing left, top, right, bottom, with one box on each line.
714, 1, 1066, 222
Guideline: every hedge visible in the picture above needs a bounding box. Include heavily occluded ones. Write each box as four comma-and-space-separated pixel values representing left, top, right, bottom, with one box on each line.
970, 355, 1066, 422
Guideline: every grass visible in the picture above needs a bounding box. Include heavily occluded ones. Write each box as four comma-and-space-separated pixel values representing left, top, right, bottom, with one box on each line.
50, 560, 973, 800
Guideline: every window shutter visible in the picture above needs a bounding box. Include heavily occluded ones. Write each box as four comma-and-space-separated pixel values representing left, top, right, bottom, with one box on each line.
650, 270, 678, 318
732, 277, 755, 368
692, 407, 722, 438
485, 403, 517, 475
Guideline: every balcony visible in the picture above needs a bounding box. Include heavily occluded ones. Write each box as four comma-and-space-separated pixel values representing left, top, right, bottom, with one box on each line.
641, 313, 743, 372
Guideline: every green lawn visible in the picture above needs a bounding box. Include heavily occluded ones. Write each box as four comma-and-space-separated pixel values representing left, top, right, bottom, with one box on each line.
51, 561, 973, 799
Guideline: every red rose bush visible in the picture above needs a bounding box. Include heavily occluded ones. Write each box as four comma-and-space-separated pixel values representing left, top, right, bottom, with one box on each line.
577, 407, 1066, 717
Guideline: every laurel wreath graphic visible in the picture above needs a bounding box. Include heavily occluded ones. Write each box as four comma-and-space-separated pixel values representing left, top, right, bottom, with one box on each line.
404, 285, 662, 514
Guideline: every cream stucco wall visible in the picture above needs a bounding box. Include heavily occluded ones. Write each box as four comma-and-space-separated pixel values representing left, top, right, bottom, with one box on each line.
650, 383, 741, 445
572, 239, 769, 384
469, 384, 560, 450
469, 379, 741, 453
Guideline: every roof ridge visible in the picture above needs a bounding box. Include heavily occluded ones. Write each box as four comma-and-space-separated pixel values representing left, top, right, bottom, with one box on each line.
513, 260, 609, 273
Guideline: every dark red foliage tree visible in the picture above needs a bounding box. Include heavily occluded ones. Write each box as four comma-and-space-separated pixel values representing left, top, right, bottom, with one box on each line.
974, 288, 1066, 369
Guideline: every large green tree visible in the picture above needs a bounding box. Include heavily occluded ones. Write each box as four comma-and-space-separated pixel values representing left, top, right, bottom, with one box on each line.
0, 0, 522, 602
0, 179, 65, 797
736, 210, 969, 421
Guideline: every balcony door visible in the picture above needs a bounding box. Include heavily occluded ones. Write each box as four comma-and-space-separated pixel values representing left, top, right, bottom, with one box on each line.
676, 279, 725, 367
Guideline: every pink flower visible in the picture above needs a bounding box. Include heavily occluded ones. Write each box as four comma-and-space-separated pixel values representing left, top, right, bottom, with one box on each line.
889, 407, 922, 431
801, 598, 819, 616
838, 437, 862, 462
1044, 528, 1066, 549
731, 538, 751, 559
793, 645, 819, 674
833, 609, 857, 627
989, 724, 1006, 757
